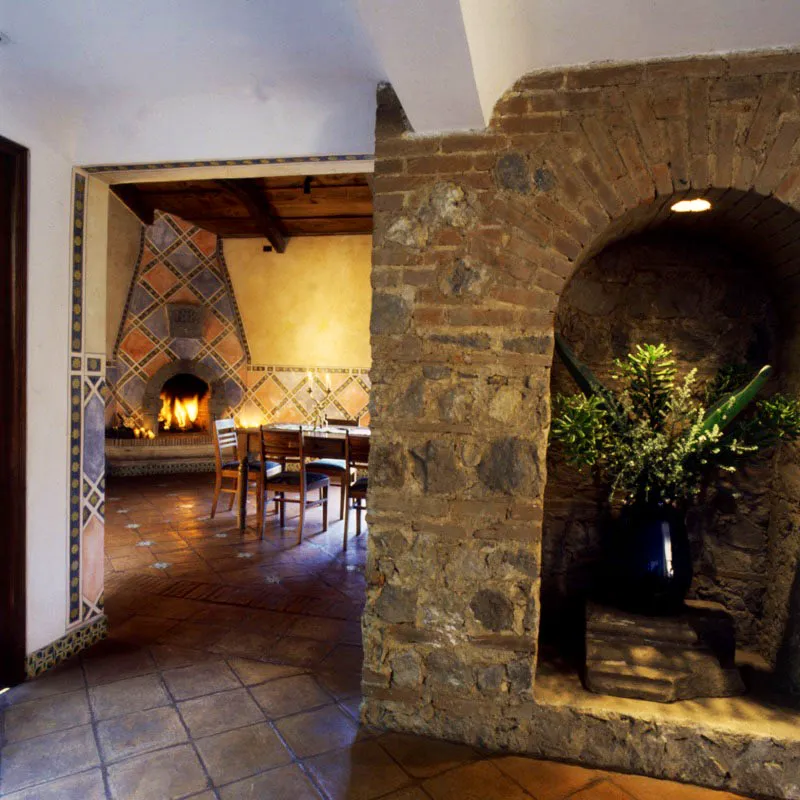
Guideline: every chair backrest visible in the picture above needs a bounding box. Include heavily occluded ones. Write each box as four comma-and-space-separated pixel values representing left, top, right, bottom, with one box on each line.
346, 431, 370, 470
260, 426, 303, 466
214, 419, 239, 466
305, 433, 345, 461
326, 417, 358, 427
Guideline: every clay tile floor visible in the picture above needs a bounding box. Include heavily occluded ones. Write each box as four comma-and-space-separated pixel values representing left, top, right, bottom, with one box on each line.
0, 474, 753, 799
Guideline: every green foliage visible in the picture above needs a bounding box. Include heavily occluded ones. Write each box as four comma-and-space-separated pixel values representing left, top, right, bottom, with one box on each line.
551, 340, 800, 506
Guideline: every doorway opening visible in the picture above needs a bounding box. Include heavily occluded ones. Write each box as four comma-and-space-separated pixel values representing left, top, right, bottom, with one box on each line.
0, 134, 28, 688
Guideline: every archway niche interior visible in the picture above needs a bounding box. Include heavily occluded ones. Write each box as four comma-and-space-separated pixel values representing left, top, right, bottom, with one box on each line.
540, 187, 800, 691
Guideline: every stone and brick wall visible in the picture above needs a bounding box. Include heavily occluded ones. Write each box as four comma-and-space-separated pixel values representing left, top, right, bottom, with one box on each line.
362, 51, 800, 795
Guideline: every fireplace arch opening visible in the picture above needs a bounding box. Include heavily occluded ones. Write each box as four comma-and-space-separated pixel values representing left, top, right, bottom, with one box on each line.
158, 373, 210, 433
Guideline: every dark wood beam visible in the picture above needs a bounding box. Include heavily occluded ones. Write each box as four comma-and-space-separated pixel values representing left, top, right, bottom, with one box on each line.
220, 179, 288, 253
110, 184, 155, 226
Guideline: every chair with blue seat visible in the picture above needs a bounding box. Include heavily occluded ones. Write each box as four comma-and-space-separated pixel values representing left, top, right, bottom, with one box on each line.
211, 418, 280, 522
343, 431, 370, 549
305, 432, 352, 520
259, 427, 329, 543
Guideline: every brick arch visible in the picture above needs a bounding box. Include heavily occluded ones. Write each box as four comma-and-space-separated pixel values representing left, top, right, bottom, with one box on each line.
364, 52, 800, 786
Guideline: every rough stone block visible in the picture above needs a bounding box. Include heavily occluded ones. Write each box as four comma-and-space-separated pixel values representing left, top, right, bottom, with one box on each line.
585, 601, 745, 703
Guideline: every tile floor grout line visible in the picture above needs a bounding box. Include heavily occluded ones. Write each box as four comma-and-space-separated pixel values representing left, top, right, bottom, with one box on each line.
80, 653, 114, 800
154, 656, 220, 799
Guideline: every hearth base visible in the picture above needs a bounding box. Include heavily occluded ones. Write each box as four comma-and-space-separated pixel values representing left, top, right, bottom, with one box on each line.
585, 600, 745, 702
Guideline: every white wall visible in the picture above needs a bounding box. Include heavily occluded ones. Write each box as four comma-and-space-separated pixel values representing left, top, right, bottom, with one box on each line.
460, 0, 800, 122
0, 78, 75, 653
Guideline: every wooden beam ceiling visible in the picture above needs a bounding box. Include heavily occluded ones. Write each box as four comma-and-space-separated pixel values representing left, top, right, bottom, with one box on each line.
112, 173, 373, 249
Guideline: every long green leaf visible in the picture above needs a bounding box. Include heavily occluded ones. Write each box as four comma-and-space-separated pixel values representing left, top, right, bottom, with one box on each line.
700, 365, 772, 434
554, 333, 628, 432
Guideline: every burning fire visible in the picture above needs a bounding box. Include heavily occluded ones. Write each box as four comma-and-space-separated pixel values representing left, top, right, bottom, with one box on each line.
159, 392, 200, 431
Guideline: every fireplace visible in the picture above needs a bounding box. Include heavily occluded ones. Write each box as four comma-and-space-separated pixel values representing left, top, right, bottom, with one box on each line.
141, 359, 227, 437
158, 373, 210, 434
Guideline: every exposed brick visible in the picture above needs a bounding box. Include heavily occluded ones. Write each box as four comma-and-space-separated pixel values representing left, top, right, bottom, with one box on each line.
625, 89, 666, 163
506, 232, 551, 263
666, 118, 690, 189
407, 154, 476, 175
552, 232, 582, 260
687, 79, 710, 156
490, 285, 551, 308
728, 51, 800, 76
377, 136, 441, 159
513, 71, 565, 92
374, 193, 407, 212
746, 75, 789, 151
645, 56, 728, 80
714, 110, 739, 187
373, 174, 439, 194
576, 156, 624, 216
710, 77, 762, 102
403, 268, 437, 287
447, 307, 516, 327
774, 165, 800, 202
565, 63, 645, 89
441, 133, 509, 153
496, 114, 562, 135
754, 118, 800, 194
650, 162, 673, 195
494, 94, 530, 116
374, 158, 405, 176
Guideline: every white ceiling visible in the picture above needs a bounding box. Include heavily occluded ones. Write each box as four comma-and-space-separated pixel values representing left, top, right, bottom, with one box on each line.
2, 0, 800, 164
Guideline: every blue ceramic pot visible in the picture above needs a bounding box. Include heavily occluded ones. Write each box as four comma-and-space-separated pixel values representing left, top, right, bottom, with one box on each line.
609, 502, 693, 614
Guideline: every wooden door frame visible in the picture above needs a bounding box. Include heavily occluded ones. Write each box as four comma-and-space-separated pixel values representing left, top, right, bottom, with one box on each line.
0, 134, 28, 687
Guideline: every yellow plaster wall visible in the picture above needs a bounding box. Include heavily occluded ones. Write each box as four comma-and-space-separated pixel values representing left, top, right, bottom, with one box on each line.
223, 235, 372, 367
105, 194, 142, 357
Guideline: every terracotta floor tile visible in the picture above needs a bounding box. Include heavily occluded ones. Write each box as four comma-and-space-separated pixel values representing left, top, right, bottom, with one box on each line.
423, 761, 533, 800
179, 687, 264, 737
150, 644, 223, 670
3, 663, 86, 707
378, 789, 431, 800
609, 773, 744, 799
276, 705, 361, 759
288, 615, 349, 641
226, 657, 306, 686
82, 644, 158, 686
315, 667, 363, 700
0, 724, 100, 794
195, 722, 293, 785
2, 689, 90, 742
218, 763, 323, 800
379, 732, 478, 779
89, 673, 170, 721
494, 757, 602, 800
305, 739, 412, 800
162, 660, 240, 700
269, 635, 336, 668
158, 621, 230, 650
251, 674, 333, 718
209, 629, 282, 660
106, 743, 210, 799
0, 767, 106, 800
96, 705, 187, 762
571, 779, 636, 799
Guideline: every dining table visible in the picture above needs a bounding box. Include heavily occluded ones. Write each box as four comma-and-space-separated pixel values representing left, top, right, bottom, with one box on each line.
234, 423, 370, 530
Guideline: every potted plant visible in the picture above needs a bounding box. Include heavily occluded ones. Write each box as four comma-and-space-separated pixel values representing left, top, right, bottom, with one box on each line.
551, 336, 800, 615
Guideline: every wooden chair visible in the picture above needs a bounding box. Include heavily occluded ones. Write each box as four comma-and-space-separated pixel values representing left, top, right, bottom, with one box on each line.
343, 432, 370, 549
211, 419, 280, 521
259, 427, 329, 543
305, 434, 352, 520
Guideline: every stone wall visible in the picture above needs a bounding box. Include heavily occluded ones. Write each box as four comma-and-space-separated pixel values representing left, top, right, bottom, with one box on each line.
543, 231, 779, 650
363, 51, 800, 796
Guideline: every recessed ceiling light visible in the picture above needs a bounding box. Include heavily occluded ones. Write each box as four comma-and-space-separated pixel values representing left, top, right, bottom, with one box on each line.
671, 198, 712, 213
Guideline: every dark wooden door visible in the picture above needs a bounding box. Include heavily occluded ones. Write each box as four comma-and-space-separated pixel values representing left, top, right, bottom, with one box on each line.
0, 135, 28, 688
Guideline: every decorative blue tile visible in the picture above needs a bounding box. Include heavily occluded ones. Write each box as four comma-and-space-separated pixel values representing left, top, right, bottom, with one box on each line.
119, 374, 146, 407
169, 338, 203, 360
147, 216, 179, 252
214, 295, 234, 321
168, 244, 201, 274
83, 393, 105, 485
200, 353, 223, 377
129, 284, 156, 317
142, 306, 168, 340
191, 268, 223, 299
224, 378, 243, 407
